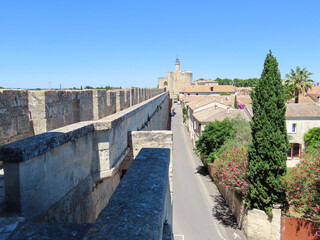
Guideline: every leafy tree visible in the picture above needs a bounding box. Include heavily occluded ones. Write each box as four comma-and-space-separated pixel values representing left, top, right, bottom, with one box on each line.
285, 66, 314, 103
220, 116, 252, 152
304, 127, 320, 151
247, 51, 289, 217
195, 119, 235, 161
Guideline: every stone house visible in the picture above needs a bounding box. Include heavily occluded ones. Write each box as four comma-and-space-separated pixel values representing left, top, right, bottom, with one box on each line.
244, 103, 320, 160
179, 84, 235, 97
185, 97, 250, 145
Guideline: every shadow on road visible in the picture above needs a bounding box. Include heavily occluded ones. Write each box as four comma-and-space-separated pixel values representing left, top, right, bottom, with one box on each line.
195, 166, 209, 177
211, 194, 238, 229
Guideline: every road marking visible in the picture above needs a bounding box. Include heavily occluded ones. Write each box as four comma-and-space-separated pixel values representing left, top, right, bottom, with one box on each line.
181, 122, 228, 240
233, 232, 242, 239
174, 234, 184, 240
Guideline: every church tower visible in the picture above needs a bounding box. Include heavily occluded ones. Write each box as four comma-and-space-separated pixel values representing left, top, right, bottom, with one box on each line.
175, 56, 180, 72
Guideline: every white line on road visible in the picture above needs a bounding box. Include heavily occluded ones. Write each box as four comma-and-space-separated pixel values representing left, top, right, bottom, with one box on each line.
174, 234, 185, 240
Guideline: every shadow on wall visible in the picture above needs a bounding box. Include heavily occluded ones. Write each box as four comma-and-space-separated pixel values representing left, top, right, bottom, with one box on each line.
211, 194, 239, 229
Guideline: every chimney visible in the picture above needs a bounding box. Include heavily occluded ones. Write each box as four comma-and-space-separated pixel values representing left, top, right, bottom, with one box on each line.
317, 96, 320, 106
227, 107, 230, 115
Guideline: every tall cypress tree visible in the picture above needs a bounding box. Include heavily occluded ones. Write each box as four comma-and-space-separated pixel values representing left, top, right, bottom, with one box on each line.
247, 51, 289, 217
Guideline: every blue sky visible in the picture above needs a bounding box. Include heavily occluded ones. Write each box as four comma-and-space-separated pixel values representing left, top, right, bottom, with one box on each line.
0, 0, 319, 89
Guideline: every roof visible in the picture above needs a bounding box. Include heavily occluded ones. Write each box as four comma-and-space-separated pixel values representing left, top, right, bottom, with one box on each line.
180, 85, 235, 93
306, 86, 320, 102
286, 94, 314, 104
245, 103, 320, 118
286, 104, 320, 118
184, 95, 252, 109
187, 97, 216, 110
180, 95, 209, 104
193, 107, 250, 123
192, 80, 218, 84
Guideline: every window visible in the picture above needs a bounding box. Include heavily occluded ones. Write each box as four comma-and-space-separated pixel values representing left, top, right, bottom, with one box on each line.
292, 123, 296, 133
210, 87, 214, 91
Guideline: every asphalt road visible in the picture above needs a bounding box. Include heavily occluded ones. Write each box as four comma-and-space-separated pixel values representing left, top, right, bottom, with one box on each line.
172, 103, 246, 240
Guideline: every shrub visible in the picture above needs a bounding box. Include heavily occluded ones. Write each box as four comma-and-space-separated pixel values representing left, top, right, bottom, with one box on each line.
212, 148, 250, 197
283, 149, 320, 221
195, 119, 235, 159
304, 127, 320, 151
221, 116, 252, 152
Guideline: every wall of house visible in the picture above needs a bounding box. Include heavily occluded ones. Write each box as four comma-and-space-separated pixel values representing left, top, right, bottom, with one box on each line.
286, 117, 320, 149
0, 88, 164, 146
0, 92, 170, 223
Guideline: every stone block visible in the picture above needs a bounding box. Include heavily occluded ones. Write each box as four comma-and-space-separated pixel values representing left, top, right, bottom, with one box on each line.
17, 115, 30, 134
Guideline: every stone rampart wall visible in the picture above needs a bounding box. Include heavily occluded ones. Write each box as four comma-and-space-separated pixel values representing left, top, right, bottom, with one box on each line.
2, 147, 172, 239
0, 92, 169, 223
0, 88, 164, 145
0, 90, 33, 145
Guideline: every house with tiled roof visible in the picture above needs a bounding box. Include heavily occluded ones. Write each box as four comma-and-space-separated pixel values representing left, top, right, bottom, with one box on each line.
244, 103, 320, 161
185, 96, 249, 145
179, 85, 235, 97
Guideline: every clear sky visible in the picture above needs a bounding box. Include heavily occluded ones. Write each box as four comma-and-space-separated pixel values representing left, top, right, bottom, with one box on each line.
0, 0, 319, 89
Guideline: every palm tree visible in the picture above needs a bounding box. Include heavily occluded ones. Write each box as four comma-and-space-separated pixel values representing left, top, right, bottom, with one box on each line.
285, 66, 314, 103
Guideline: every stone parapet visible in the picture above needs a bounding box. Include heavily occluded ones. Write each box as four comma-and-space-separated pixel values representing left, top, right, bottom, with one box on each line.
0, 89, 33, 145
0, 91, 169, 223
84, 148, 172, 240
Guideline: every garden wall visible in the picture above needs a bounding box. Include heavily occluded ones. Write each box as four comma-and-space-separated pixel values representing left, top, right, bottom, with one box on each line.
208, 164, 282, 240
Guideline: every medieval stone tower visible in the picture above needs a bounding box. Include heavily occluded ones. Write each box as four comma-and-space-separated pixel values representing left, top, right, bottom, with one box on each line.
158, 57, 193, 98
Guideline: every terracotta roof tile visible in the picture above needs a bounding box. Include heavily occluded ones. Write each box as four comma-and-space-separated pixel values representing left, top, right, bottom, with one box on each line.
245, 103, 320, 118
193, 107, 250, 123
180, 85, 235, 93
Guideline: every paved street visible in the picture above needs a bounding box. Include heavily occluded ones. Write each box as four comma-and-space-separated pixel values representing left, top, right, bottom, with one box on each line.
172, 103, 246, 240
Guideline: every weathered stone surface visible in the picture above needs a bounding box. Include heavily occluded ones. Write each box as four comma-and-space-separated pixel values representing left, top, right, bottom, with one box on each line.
0, 122, 94, 163
0, 90, 32, 145
9, 222, 92, 240
1, 90, 169, 226
1, 88, 164, 145
84, 148, 171, 240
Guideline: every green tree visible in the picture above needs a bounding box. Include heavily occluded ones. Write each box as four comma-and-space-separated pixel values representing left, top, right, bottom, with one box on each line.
285, 66, 314, 103
247, 51, 289, 217
304, 127, 320, 151
182, 106, 187, 123
195, 119, 235, 161
234, 96, 238, 109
